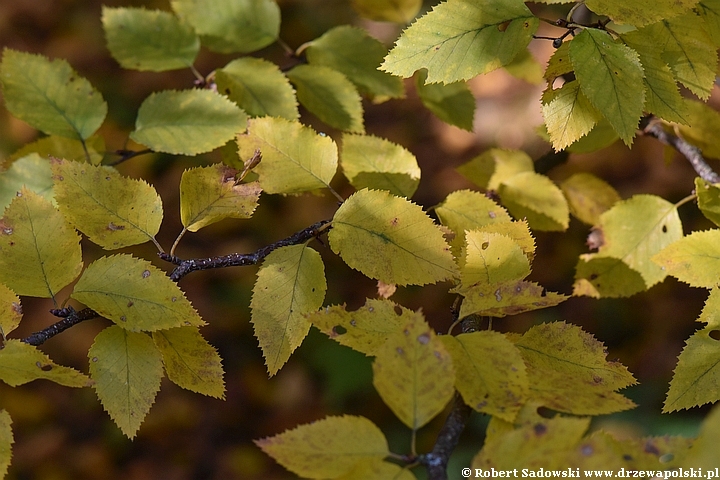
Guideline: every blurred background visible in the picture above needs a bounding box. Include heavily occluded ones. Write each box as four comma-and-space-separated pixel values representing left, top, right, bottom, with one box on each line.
0, 0, 718, 478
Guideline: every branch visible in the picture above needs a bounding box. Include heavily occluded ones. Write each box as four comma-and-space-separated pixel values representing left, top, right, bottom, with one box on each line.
22, 307, 100, 346
421, 394, 473, 480
160, 219, 332, 281
640, 116, 720, 184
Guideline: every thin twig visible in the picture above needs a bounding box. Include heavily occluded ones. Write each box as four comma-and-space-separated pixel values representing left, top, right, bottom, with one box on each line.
22, 308, 100, 346
105, 148, 153, 166
420, 394, 473, 480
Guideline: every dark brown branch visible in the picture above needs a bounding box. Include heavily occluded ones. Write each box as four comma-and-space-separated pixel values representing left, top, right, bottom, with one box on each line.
640, 116, 720, 184
161, 219, 332, 282
421, 394, 473, 480
22, 308, 100, 346
106, 148, 153, 166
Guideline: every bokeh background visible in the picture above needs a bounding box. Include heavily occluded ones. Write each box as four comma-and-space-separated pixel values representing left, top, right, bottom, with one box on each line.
1, 0, 718, 478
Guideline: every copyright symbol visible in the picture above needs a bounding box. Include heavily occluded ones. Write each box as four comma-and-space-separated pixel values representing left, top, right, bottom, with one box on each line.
462, 468, 472, 477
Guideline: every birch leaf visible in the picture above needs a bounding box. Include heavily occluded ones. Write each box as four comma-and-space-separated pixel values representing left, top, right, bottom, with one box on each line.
0, 339, 92, 388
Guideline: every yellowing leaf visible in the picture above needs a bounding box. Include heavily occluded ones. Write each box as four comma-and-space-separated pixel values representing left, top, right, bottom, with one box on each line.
215, 57, 299, 120
456, 148, 534, 191
416, 70, 475, 131
336, 459, 417, 480
439, 331, 528, 421
102, 6, 199, 72
306, 299, 411, 356
171, 0, 280, 54
255, 415, 388, 478
560, 173, 621, 225
152, 327, 224, 398
52, 158, 163, 249
381, 0, 538, 84
677, 100, 720, 159
340, 133, 420, 198
236, 117, 338, 195
0, 188, 82, 298
0, 154, 54, 213
541, 80, 602, 151
88, 325, 163, 438
573, 256, 648, 298
180, 164, 261, 232
0, 410, 11, 478
515, 322, 636, 415
306, 26, 404, 103
72, 254, 204, 331
329, 189, 458, 286
653, 230, 720, 288
130, 89, 247, 156
286, 65, 364, 133
372, 312, 455, 429
569, 28, 645, 146
474, 220, 536, 262
10, 134, 104, 164
584, 0, 699, 26
503, 48, 544, 85
574, 195, 682, 297
698, 0, 720, 46
683, 403, 720, 467
696, 177, 720, 225
0, 49, 107, 140
0, 283, 21, 336
456, 231, 530, 291
0, 339, 91, 387
499, 171, 570, 231
459, 280, 567, 318
352, 0, 421, 23
251, 244, 326, 376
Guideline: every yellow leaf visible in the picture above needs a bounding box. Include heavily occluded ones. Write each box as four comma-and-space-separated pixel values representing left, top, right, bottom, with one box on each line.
573, 256, 647, 298
89, 325, 163, 438
52, 158, 163, 249
440, 331, 528, 421
683, 404, 720, 468
72, 254, 204, 331
0, 339, 92, 387
336, 458, 417, 480
0, 188, 82, 298
473, 219, 536, 262
0, 410, 11, 478
653, 230, 720, 288
152, 327, 225, 398
560, 173, 621, 225
455, 231, 531, 292
255, 415, 388, 478
459, 280, 567, 318
352, 0, 421, 23
372, 311, 455, 429
498, 171, 569, 231
330, 189, 458, 286
456, 148, 534, 191
0, 283, 21, 336
180, 164, 261, 232
251, 244, 326, 376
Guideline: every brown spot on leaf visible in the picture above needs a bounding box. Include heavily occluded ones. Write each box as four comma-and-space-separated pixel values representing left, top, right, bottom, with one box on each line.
107, 222, 125, 231
36, 362, 52, 372
580, 444, 593, 456
417, 333, 430, 345
533, 423, 547, 435
497, 20, 511, 32
396, 347, 404, 355
142, 270, 151, 278
11, 302, 22, 315
127, 301, 134, 307
120, 316, 126, 322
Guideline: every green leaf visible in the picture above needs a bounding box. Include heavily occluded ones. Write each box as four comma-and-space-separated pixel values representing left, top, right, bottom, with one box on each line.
329, 189, 458, 286
215, 57, 299, 120
306, 26, 404, 103
0, 339, 92, 387
516, 322, 636, 415
498, 171, 570, 231
52, 159, 163, 249
696, 177, 720, 225
439, 331, 528, 421
653, 230, 720, 288
455, 231, 531, 292
102, 7, 199, 71
335, 459, 417, 480
340, 133, 420, 198
459, 280, 567, 318
560, 173, 621, 225
286, 65, 364, 133
0, 188, 82, 298
0, 410, 11, 479
351, 0, 421, 23
306, 299, 412, 356
152, 327, 225, 398
503, 48, 544, 85
236, 117, 338, 194
250, 244, 326, 376
171, 0, 280, 54
72, 254, 204, 332
456, 148, 534, 191
569, 28, 645, 146
0, 154, 54, 213
415, 70, 475, 130
88, 325, 164, 438
573, 195, 683, 296
665, 288, 720, 411
584, 0, 699, 26
0, 49, 107, 140
10, 134, 105, 165
130, 89, 247, 156
677, 100, 720, 159
640, 13, 718, 100
372, 311, 455, 429
381, 0, 538, 84
566, 119, 619, 154
255, 415, 389, 478
0, 283, 21, 336
683, 403, 720, 467
541, 80, 602, 151
180, 164, 261, 232
697, 0, 720, 46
